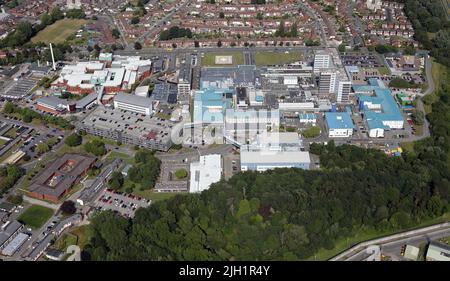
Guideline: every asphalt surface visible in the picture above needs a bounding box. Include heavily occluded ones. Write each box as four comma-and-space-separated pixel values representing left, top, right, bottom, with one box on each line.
136, 0, 191, 44
344, 226, 450, 261
114, 45, 327, 57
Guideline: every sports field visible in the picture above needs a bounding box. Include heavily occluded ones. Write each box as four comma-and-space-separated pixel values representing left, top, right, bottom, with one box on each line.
31, 19, 88, 44
201, 52, 244, 67
255, 51, 302, 66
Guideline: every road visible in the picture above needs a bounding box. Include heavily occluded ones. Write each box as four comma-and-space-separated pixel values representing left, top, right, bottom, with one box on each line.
102, 14, 128, 48
114, 45, 326, 57
136, 0, 191, 46
331, 222, 450, 261
299, 0, 328, 47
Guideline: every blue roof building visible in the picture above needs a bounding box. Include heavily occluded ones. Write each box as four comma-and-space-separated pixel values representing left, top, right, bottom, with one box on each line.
356, 79, 404, 131
193, 88, 233, 124
299, 113, 317, 123
325, 112, 354, 138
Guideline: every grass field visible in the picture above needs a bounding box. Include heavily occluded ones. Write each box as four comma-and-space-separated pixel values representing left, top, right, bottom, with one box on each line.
377, 66, 391, 75
70, 225, 91, 249
201, 52, 244, 67
55, 233, 78, 251
4, 128, 17, 139
400, 141, 415, 153
18, 205, 54, 229
255, 51, 302, 66
31, 19, 88, 44
424, 60, 447, 114
105, 151, 135, 164
0, 138, 7, 147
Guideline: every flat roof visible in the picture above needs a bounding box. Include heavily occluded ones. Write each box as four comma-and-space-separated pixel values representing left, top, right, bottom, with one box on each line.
189, 154, 222, 193
79, 107, 172, 144
200, 65, 257, 89
357, 79, 404, 125
241, 150, 310, 164
325, 112, 354, 130
76, 93, 98, 108
427, 242, 450, 261
256, 132, 300, 146
115, 92, 153, 108
404, 245, 419, 260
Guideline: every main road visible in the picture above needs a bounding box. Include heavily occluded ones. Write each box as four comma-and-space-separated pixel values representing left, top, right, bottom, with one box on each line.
115, 45, 327, 57
331, 222, 450, 261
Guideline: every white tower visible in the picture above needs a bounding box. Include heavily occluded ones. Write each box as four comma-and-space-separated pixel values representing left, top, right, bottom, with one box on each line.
49, 43, 56, 71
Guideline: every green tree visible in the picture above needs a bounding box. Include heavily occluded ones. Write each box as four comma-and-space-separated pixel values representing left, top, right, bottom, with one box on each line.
36, 143, 50, 154
108, 172, 124, 190
50, 7, 64, 22
65, 133, 82, 147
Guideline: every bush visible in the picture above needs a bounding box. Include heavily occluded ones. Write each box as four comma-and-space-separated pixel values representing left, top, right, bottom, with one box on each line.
65, 133, 82, 147
389, 77, 419, 89
84, 139, 107, 156
7, 194, 23, 205
175, 169, 188, 179
60, 200, 77, 215
108, 172, 124, 190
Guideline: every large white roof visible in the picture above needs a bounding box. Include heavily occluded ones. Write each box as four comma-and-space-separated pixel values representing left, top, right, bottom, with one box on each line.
189, 154, 222, 193
241, 150, 310, 164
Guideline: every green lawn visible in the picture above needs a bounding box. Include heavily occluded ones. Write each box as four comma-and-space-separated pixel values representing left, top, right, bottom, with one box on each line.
438, 236, 450, 246
175, 169, 188, 179
84, 134, 121, 147
377, 66, 391, 75
0, 138, 8, 147
31, 19, 88, 44
105, 151, 135, 164
69, 225, 91, 249
55, 233, 78, 251
134, 190, 180, 202
424, 60, 446, 114
18, 205, 54, 229
201, 52, 244, 67
400, 141, 415, 153
255, 51, 302, 66
413, 124, 424, 136
4, 128, 17, 138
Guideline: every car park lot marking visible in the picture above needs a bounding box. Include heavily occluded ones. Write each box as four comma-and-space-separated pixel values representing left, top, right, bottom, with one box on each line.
94, 189, 151, 218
